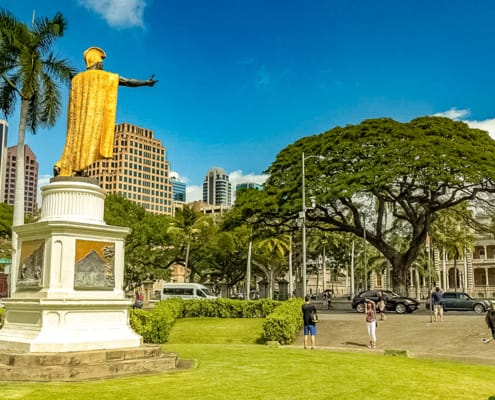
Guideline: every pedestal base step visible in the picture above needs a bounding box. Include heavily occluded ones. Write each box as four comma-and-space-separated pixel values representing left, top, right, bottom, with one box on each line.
0, 345, 192, 381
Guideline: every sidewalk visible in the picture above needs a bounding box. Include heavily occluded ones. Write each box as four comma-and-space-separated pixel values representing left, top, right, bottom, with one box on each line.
293, 311, 495, 366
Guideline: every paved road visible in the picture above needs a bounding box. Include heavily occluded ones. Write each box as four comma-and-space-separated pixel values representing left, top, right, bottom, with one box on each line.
294, 309, 495, 365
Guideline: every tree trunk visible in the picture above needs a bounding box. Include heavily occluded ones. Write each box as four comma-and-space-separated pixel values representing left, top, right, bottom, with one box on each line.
11, 98, 28, 287
268, 269, 274, 299
391, 260, 409, 296
245, 239, 252, 300
185, 239, 194, 282
13, 99, 27, 226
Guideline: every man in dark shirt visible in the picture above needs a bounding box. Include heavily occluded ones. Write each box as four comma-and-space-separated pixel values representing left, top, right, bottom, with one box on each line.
302, 295, 317, 349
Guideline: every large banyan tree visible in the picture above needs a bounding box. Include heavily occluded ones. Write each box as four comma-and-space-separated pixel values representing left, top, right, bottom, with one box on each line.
250, 116, 495, 294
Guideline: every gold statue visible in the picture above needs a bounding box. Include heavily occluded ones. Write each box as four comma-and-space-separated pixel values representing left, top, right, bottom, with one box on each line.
55, 47, 157, 176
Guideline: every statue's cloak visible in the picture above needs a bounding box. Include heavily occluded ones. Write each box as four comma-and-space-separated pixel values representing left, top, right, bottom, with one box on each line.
56, 69, 119, 176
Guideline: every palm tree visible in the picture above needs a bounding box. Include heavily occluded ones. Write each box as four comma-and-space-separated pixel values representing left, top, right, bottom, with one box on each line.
254, 233, 290, 299
431, 204, 474, 291
167, 206, 213, 281
0, 10, 75, 257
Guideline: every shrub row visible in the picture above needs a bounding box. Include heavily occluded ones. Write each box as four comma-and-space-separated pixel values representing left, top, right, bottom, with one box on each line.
262, 298, 305, 345
129, 298, 183, 343
129, 297, 303, 345
182, 298, 279, 318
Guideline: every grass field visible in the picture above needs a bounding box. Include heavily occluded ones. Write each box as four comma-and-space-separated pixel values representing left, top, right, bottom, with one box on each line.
1, 318, 495, 400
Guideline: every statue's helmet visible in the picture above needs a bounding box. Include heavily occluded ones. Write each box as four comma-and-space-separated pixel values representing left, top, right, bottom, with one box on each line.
83, 47, 106, 69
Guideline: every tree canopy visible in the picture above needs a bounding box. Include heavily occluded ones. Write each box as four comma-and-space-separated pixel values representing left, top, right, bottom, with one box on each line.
246, 116, 495, 293
104, 194, 174, 289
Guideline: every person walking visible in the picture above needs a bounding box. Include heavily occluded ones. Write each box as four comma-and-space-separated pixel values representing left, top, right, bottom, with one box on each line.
302, 295, 318, 349
432, 287, 444, 322
365, 300, 377, 349
377, 291, 387, 321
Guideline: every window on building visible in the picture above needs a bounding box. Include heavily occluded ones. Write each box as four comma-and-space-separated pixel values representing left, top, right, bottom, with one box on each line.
474, 268, 487, 286
489, 269, 495, 286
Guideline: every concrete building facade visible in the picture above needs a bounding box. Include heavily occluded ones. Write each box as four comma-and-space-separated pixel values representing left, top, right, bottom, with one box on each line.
4, 144, 38, 215
85, 122, 173, 215
236, 182, 263, 191
0, 120, 8, 202
202, 167, 232, 206
171, 176, 186, 202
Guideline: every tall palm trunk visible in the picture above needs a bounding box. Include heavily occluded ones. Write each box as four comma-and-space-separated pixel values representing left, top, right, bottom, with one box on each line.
13, 99, 27, 226
245, 238, 252, 300
185, 240, 191, 282
11, 98, 28, 282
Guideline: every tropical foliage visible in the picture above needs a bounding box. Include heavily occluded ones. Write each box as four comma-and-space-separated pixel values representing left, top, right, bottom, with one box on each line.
0, 9, 75, 228
104, 195, 174, 289
241, 116, 495, 293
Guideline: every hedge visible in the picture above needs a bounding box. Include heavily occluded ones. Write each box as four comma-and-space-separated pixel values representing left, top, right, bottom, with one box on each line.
129, 297, 303, 345
129, 298, 183, 343
262, 298, 304, 345
182, 298, 279, 318
0, 307, 4, 329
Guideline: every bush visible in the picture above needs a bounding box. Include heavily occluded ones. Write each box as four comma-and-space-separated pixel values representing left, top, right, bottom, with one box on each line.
0, 307, 4, 329
130, 298, 184, 343
262, 298, 304, 345
182, 298, 280, 318
130, 298, 289, 344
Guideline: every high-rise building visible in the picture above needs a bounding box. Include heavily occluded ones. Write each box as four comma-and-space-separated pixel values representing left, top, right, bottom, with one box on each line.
236, 182, 263, 192
85, 122, 173, 215
0, 120, 8, 202
202, 167, 232, 206
4, 144, 39, 215
171, 176, 186, 202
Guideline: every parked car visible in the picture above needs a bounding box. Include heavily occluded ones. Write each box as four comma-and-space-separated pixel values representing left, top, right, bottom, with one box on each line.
352, 290, 420, 314
426, 291, 492, 314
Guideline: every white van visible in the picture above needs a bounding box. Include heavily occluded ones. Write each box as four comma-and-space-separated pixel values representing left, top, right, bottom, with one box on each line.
160, 283, 217, 300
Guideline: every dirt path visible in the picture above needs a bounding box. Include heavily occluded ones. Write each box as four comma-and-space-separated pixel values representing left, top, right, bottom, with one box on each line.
293, 311, 495, 365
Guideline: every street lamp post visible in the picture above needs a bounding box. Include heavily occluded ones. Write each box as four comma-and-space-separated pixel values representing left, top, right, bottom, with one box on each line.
363, 218, 367, 291
426, 232, 433, 323
302, 152, 307, 298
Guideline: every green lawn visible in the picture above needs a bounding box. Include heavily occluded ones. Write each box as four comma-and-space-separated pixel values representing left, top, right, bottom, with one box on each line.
1, 318, 495, 400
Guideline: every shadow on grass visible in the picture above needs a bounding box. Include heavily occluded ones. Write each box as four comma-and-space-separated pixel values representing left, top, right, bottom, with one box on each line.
343, 341, 368, 348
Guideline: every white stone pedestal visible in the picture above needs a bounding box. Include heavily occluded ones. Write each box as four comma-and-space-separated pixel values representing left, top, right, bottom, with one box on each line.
0, 177, 142, 352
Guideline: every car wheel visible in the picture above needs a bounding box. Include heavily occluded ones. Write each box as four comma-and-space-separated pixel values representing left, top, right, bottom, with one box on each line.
473, 303, 485, 314
356, 303, 365, 313
395, 303, 407, 314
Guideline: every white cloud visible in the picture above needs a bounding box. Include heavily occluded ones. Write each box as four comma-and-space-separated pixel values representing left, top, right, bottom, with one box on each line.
37, 174, 52, 207
186, 185, 203, 202
78, 0, 147, 28
434, 107, 495, 138
433, 107, 471, 120
228, 169, 268, 189
462, 118, 495, 138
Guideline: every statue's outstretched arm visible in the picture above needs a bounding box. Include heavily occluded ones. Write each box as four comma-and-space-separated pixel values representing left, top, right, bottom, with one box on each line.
119, 74, 158, 87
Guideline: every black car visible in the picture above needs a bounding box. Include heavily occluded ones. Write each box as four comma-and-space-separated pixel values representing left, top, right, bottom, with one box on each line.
352, 290, 420, 314
426, 291, 492, 314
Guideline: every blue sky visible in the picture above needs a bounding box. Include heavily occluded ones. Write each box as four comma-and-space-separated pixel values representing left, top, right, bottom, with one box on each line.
4, 0, 495, 201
